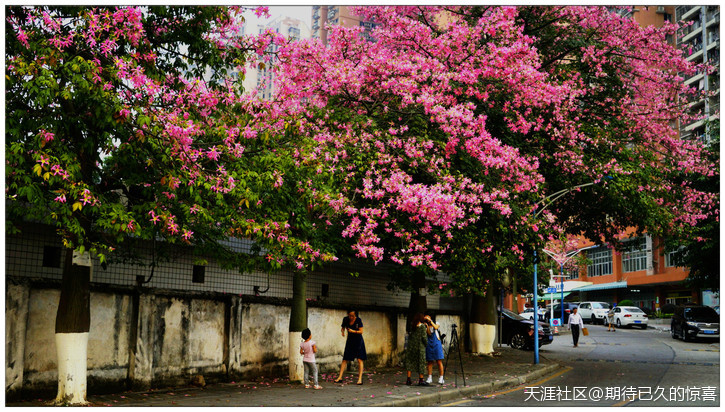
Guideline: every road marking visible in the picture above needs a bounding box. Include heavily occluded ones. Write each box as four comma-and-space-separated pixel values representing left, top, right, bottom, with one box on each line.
440, 367, 573, 407
613, 396, 639, 407
442, 399, 475, 407
573, 358, 718, 366
684, 349, 720, 352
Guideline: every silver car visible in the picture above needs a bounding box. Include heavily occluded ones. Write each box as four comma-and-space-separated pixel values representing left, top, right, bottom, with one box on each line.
577, 301, 611, 325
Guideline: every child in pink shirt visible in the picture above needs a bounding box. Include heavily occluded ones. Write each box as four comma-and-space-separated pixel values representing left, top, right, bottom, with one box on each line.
300, 328, 322, 389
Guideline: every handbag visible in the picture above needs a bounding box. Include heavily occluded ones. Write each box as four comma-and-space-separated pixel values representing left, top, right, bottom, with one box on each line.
582, 327, 589, 336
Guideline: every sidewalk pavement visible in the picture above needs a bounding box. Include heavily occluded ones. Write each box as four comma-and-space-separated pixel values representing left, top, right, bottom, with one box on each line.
647, 318, 671, 331
8, 347, 561, 407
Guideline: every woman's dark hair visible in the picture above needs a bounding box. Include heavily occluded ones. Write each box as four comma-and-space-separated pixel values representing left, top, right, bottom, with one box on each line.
301, 328, 311, 340
411, 312, 425, 328
347, 309, 358, 317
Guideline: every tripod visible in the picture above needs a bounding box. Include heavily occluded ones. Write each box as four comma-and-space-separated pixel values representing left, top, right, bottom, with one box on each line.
443, 324, 466, 387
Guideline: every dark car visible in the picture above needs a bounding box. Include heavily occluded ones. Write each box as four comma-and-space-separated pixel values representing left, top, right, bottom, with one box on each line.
498, 308, 554, 350
544, 303, 579, 325
671, 305, 720, 342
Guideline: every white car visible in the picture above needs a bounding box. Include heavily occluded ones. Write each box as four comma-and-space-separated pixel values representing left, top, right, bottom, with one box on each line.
613, 306, 648, 329
577, 301, 611, 325
519, 307, 545, 321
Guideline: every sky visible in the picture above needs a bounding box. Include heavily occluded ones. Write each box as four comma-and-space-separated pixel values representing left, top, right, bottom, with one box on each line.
243, 6, 313, 33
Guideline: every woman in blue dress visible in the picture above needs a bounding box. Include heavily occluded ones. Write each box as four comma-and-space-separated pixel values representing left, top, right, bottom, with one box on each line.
334, 309, 367, 385
424, 314, 445, 384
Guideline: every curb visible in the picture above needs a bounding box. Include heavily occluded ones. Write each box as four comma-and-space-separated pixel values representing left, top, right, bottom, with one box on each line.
369, 363, 563, 407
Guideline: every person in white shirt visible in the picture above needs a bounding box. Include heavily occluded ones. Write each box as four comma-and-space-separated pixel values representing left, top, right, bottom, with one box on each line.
568, 307, 584, 348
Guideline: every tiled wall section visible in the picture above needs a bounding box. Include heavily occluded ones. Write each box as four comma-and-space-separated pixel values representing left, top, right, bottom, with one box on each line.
6, 224, 457, 310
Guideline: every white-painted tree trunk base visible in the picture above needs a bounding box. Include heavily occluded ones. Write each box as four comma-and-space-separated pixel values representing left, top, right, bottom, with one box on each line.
54, 332, 89, 405
469, 323, 496, 355
288, 331, 303, 382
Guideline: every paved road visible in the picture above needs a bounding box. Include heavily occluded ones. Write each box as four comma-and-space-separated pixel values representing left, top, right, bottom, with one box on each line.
437, 323, 720, 407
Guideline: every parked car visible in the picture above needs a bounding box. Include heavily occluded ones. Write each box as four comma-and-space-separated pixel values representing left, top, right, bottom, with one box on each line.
671, 305, 720, 342
519, 307, 545, 321
544, 303, 579, 325
499, 308, 554, 350
612, 306, 648, 329
577, 301, 611, 325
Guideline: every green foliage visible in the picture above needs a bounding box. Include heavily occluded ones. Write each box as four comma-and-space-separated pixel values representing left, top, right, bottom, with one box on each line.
665, 121, 720, 292
5, 6, 341, 277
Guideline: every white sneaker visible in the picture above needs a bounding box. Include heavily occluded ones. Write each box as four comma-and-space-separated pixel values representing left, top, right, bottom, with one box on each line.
438, 376, 445, 384
425, 375, 432, 384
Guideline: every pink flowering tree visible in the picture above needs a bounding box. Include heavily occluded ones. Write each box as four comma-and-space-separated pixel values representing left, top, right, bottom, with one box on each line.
6, 5, 341, 403
276, 6, 717, 351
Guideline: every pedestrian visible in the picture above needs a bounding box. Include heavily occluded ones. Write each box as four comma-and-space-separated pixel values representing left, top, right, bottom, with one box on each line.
299, 328, 322, 389
405, 313, 429, 386
607, 304, 616, 332
334, 310, 366, 385
568, 306, 583, 347
424, 314, 445, 385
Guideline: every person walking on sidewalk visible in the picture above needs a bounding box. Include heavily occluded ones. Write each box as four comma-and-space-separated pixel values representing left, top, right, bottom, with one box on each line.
334, 310, 366, 385
607, 304, 616, 332
568, 306, 583, 347
424, 314, 445, 385
300, 328, 322, 389
405, 313, 429, 386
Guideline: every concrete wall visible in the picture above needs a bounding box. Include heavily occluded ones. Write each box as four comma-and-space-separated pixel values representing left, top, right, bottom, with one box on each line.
6, 280, 463, 399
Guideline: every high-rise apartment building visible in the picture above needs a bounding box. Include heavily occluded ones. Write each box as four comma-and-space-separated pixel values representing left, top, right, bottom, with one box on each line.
243, 16, 309, 100
676, 5, 720, 143
311, 6, 377, 45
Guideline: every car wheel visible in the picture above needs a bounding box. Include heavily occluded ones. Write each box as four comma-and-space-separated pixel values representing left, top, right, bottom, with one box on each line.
640, 325, 647, 330
616, 319, 622, 328
682, 329, 690, 342
510, 332, 527, 350
591, 315, 597, 325
671, 326, 678, 340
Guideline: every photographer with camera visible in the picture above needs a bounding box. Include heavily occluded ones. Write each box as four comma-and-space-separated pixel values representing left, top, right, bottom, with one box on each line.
424, 314, 445, 384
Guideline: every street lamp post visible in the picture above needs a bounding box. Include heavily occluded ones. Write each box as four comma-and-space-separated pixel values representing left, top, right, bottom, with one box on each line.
531, 181, 602, 365
542, 248, 590, 328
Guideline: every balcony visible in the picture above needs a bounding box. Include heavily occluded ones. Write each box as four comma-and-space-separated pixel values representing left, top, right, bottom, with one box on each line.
705, 9, 720, 25
327, 7, 338, 20
684, 72, 704, 86
681, 5, 701, 21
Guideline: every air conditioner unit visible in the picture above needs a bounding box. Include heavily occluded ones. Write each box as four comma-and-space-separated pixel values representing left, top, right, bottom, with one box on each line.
656, 6, 666, 14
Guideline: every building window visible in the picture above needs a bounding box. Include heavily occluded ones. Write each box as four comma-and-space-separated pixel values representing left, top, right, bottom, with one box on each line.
42, 246, 62, 268
586, 246, 612, 277
665, 246, 686, 267
321, 283, 329, 297
622, 237, 649, 273
192, 265, 206, 284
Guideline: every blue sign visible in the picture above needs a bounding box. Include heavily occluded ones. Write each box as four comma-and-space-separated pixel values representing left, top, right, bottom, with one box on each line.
545, 287, 556, 293
551, 318, 561, 326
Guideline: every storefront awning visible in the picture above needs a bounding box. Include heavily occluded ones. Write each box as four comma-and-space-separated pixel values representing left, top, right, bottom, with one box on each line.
537, 292, 571, 301
572, 281, 627, 292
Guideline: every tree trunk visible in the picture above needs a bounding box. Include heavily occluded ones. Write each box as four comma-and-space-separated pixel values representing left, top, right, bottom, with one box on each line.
288, 271, 307, 382
406, 269, 428, 332
469, 282, 497, 355
512, 275, 519, 313
54, 249, 91, 405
